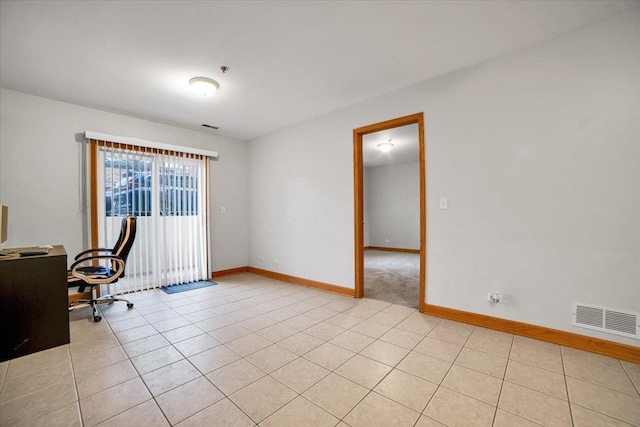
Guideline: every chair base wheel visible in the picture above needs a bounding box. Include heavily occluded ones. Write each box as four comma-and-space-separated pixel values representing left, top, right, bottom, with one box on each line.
93, 315, 102, 322
127, 303, 134, 308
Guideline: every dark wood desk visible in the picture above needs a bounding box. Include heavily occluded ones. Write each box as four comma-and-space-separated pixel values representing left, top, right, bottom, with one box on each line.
0, 245, 70, 362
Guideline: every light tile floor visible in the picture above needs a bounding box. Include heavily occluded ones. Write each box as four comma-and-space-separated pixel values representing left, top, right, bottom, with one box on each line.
1, 273, 639, 426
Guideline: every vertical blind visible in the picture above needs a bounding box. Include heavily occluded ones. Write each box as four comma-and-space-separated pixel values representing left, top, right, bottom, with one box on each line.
92, 139, 209, 294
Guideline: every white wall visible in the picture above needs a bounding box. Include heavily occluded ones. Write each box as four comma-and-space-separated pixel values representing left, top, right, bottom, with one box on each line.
247, 10, 640, 345
0, 89, 248, 272
365, 162, 420, 250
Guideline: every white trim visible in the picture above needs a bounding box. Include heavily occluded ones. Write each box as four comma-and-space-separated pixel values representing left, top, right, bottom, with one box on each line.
84, 131, 219, 158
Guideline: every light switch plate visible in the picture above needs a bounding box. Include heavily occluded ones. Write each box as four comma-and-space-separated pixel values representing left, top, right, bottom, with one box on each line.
439, 197, 448, 210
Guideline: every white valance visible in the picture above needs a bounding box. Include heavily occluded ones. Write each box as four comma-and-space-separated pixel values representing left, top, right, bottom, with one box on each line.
84, 131, 219, 159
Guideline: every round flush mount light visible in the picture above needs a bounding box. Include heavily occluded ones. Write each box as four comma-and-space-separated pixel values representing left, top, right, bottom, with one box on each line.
377, 140, 394, 152
189, 77, 220, 97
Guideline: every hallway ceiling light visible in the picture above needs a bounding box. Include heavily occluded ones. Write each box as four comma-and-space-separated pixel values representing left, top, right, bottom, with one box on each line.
377, 140, 394, 152
189, 77, 220, 97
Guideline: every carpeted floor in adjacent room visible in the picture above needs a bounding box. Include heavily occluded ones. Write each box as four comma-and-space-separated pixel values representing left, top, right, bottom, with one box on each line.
364, 250, 420, 309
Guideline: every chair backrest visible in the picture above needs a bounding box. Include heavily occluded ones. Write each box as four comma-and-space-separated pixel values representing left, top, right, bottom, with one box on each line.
111, 216, 137, 267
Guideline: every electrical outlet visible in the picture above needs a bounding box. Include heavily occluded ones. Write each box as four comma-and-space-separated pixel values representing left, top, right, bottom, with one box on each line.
487, 292, 502, 304
440, 197, 448, 210
220, 206, 226, 214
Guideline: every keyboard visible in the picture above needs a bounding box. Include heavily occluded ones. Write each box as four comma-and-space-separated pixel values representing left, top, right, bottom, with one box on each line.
19, 247, 51, 257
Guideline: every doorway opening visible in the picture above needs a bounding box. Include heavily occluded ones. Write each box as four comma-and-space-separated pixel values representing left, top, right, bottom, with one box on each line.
353, 113, 426, 311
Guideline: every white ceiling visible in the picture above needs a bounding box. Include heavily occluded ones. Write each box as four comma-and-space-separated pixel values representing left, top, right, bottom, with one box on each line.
363, 124, 418, 168
1, 1, 638, 141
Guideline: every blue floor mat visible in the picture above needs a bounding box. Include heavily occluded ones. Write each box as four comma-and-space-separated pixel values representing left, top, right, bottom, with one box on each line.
161, 280, 217, 294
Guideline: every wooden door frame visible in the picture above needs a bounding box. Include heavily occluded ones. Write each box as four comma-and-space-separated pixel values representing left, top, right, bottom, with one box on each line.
353, 113, 426, 311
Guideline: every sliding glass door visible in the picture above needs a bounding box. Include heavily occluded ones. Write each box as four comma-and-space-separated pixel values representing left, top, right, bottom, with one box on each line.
93, 140, 208, 294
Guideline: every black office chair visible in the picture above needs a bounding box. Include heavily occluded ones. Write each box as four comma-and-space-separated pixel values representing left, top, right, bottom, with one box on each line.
68, 215, 137, 322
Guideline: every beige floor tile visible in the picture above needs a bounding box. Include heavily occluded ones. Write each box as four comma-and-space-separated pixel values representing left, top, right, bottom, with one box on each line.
271, 357, 330, 393
397, 351, 451, 384
264, 308, 299, 322
246, 344, 298, 373
360, 340, 410, 367
414, 415, 447, 427
77, 359, 139, 398
373, 369, 438, 412
442, 365, 502, 405
121, 334, 170, 358
563, 354, 638, 396
304, 342, 355, 370
427, 322, 473, 346
6, 345, 70, 381
326, 312, 366, 329
455, 347, 508, 378
306, 306, 341, 321
0, 378, 77, 427
304, 322, 347, 341
175, 398, 254, 427
330, 330, 376, 353
0, 361, 8, 387
72, 346, 128, 378
226, 333, 273, 357
414, 336, 463, 362
493, 409, 541, 427
229, 375, 297, 423
130, 345, 184, 374
379, 328, 424, 349
344, 391, 420, 427
206, 358, 266, 395
156, 376, 224, 425
188, 344, 241, 374
368, 311, 409, 328
351, 319, 393, 339
566, 377, 640, 425
621, 360, 640, 376
465, 331, 512, 358
182, 308, 220, 323
18, 402, 81, 427
261, 396, 339, 427
95, 400, 169, 427
70, 333, 120, 361
303, 373, 369, 418
505, 359, 568, 400
396, 313, 440, 336
194, 315, 236, 332
114, 324, 159, 344
161, 324, 205, 344
282, 313, 323, 330
80, 377, 151, 427
629, 373, 640, 394
209, 324, 253, 343
335, 354, 393, 389
571, 403, 635, 427
424, 387, 495, 427
513, 335, 560, 352
278, 332, 324, 355
510, 341, 563, 374
172, 333, 221, 357
238, 314, 279, 331
107, 315, 149, 332
1, 359, 72, 403
498, 381, 572, 427
141, 359, 201, 396
561, 347, 623, 371
255, 323, 299, 342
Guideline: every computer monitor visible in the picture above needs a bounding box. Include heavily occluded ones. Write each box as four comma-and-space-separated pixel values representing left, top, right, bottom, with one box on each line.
0, 204, 8, 245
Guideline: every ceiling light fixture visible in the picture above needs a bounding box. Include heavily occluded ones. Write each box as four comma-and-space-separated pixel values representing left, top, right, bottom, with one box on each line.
377, 139, 394, 152
189, 77, 220, 97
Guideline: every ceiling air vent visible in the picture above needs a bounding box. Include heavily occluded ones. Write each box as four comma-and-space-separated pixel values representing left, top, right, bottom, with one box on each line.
572, 302, 639, 339
201, 124, 219, 130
